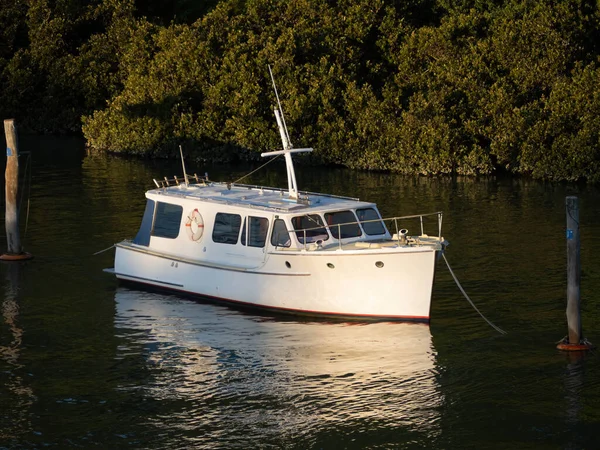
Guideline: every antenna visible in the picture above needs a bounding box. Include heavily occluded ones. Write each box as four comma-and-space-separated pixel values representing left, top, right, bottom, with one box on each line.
263, 65, 312, 200
179, 145, 190, 187
268, 65, 292, 148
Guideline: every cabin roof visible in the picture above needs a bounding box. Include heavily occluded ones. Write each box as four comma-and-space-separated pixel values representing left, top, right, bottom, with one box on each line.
147, 181, 377, 214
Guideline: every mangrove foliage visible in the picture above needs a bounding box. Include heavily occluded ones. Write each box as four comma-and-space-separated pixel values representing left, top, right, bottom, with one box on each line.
1, 0, 600, 181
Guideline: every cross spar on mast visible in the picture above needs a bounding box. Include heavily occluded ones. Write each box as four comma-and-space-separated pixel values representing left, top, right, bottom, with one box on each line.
261, 66, 312, 200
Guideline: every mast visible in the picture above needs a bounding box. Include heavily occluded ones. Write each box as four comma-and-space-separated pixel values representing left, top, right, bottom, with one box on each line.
179, 145, 190, 187
261, 66, 312, 200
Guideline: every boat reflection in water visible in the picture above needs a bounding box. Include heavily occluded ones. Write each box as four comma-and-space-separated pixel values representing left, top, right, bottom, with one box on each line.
114, 287, 443, 447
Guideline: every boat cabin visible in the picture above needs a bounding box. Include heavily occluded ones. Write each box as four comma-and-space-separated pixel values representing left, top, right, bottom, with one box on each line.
130, 180, 391, 267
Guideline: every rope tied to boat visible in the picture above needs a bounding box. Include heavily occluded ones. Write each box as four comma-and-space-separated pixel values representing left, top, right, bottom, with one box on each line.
442, 253, 507, 335
93, 244, 116, 256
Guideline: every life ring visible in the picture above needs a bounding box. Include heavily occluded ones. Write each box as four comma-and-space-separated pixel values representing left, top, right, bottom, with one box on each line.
185, 208, 204, 242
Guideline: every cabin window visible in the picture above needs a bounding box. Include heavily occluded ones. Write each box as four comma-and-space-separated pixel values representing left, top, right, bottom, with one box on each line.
212, 213, 242, 244
152, 202, 183, 239
356, 208, 387, 236
324, 210, 362, 239
291, 214, 329, 243
271, 219, 291, 247
133, 199, 155, 246
241, 216, 269, 248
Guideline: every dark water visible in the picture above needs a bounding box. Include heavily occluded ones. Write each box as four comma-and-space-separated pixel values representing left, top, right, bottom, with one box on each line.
1, 137, 599, 449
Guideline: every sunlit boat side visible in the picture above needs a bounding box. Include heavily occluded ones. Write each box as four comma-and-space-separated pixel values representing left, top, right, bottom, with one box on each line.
108, 78, 447, 321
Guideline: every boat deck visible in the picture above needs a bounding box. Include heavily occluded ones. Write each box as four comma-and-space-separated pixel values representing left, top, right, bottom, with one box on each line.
151, 179, 375, 213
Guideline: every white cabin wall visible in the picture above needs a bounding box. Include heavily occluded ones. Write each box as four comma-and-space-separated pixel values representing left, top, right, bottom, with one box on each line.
146, 194, 279, 269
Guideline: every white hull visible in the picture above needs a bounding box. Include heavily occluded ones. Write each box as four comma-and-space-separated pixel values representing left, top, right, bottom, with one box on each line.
113, 242, 438, 321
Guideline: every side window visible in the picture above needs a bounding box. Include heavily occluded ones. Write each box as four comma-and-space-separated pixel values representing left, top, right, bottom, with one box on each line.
291, 214, 329, 244
152, 202, 183, 239
241, 216, 269, 248
324, 211, 362, 239
270, 219, 291, 247
212, 212, 242, 244
356, 208, 387, 235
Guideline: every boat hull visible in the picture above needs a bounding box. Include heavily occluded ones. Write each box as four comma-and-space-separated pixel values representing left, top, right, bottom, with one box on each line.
113, 243, 438, 321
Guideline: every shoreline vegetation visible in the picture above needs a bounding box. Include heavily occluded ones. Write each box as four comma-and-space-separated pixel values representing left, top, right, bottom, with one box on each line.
1, 0, 599, 182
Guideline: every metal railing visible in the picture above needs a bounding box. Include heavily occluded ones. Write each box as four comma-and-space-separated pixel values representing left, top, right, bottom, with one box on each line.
292, 212, 443, 250
153, 173, 209, 188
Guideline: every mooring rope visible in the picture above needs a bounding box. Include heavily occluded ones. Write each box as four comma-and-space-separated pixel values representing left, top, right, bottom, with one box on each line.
442, 253, 507, 335
18, 152, 33, 238
24, 153, 32, 238
93, 244, 115, 256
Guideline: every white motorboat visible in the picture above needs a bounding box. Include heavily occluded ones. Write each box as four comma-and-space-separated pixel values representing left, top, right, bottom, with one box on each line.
108, 75, 447, 322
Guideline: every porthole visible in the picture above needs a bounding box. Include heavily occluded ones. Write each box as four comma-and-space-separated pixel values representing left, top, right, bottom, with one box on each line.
285, 261, 291, 268
375, 261, 384, 268
327, 263, 335, 269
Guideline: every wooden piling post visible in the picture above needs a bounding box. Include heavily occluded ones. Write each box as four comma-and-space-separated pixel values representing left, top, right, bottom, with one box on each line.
1, 119, 32, 261
557, 196, 593, 351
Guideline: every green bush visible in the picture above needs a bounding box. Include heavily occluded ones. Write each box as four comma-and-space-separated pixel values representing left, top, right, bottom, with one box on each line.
2, 0, 600, 181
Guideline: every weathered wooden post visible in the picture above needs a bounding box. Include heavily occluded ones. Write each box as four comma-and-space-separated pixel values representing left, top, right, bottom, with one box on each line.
1, 119, 32, 261
557, 196, 593, 351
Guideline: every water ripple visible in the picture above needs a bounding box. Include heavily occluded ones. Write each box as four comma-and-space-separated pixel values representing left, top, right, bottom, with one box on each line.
113, 288, 442, 448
